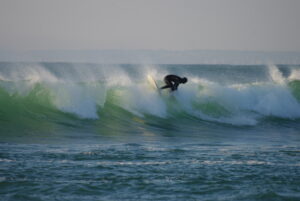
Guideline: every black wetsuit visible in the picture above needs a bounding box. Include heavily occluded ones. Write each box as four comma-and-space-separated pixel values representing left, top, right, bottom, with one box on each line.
160, 75, 186, 91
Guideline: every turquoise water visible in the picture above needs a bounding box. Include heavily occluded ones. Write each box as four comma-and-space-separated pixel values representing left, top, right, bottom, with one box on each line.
1, 62, 300, 200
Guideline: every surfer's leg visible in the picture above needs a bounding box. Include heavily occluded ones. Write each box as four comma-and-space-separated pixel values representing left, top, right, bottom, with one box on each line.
160, 78, 172, 89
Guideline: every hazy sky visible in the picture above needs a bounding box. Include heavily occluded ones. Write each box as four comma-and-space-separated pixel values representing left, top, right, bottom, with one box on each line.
1, 0, 300, 51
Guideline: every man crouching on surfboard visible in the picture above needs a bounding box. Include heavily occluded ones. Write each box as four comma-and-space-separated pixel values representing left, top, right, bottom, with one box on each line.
160, 75, 188, 91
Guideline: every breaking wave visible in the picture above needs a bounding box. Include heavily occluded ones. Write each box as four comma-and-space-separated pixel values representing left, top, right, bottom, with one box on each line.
0, 62, 300, 134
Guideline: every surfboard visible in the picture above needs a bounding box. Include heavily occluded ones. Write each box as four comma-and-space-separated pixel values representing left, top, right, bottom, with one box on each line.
147, 75, 161, 94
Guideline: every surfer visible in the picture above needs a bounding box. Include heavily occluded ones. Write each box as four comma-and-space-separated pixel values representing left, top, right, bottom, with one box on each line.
160, 75, 188, 91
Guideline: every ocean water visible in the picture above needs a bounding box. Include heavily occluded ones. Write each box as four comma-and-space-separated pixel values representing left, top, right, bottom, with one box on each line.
0, 62, 300, 200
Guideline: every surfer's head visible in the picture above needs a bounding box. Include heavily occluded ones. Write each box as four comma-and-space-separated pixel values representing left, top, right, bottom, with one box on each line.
181, 77, 188, 84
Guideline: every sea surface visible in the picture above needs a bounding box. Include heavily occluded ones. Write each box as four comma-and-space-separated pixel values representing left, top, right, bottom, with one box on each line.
1, 62, 300, 200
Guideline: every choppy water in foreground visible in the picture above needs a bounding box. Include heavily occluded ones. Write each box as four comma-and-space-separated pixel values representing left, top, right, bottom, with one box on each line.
1, 62, 300, 200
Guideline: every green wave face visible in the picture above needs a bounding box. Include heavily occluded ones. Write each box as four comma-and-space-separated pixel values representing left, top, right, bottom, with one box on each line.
0, 82, 87, 137
288, 80, 300, 102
